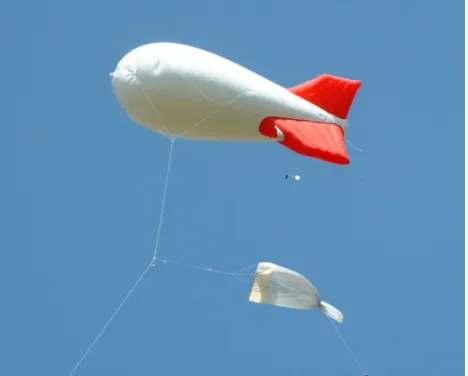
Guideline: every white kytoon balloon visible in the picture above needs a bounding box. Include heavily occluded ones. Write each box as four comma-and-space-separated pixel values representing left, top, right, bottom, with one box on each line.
110, 42, 362, 165
248, 262, 343, 323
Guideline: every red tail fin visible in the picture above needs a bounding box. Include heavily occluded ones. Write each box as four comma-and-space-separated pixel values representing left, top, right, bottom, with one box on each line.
259, 117, 349, 165
289, 74, 362, 119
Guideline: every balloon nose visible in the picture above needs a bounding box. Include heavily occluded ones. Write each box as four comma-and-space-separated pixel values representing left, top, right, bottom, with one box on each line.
110, 44, 171, 131
111, 54, 140, 87
110, 45, 168, 96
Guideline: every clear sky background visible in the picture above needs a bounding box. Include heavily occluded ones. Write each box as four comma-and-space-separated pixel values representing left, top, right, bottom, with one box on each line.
3, 0, 464, 375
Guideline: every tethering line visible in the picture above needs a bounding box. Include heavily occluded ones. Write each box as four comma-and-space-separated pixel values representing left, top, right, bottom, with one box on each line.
67, 75, 251, 375
326, 316, 368, 376
346, 139, 364, 153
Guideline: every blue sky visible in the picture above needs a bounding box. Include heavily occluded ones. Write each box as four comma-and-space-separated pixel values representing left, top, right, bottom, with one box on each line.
3, 0, 464, 375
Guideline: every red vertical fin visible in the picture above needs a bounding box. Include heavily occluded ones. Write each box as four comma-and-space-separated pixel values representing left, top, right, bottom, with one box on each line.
289, 74, 362, 119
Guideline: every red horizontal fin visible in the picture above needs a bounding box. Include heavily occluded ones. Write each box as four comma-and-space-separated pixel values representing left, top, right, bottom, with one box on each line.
289, 74, 362, 119
259, 117, 349, 165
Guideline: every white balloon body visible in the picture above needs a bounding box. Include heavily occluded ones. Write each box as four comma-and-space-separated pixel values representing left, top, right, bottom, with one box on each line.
110, 42, 347, 141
